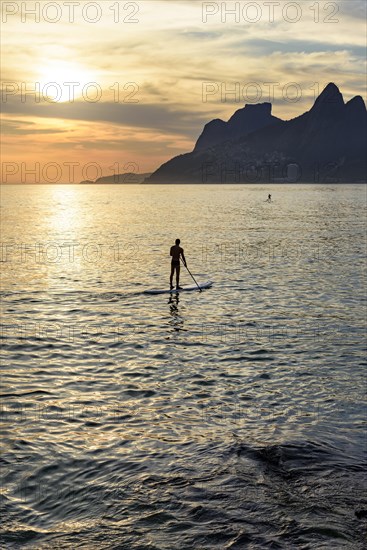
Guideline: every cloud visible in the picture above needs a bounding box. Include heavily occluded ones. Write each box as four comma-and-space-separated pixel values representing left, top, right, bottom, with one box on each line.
1, 97, 208, 139
1, 118, 68, 135
339, 0, 367, 19
238, 38, 367, 58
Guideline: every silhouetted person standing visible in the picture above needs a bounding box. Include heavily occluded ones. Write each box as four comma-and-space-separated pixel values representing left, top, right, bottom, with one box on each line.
268, 194, 272, 202
170, 239, 186, 290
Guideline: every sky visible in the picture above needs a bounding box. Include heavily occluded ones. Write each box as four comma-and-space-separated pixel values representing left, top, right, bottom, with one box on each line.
1, 0, 366, 183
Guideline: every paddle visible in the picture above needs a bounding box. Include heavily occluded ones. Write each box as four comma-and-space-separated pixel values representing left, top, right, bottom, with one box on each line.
181, 260, 202, 292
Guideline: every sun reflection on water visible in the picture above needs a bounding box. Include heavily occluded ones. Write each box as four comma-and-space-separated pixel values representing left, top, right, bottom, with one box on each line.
47, 186, 82, 234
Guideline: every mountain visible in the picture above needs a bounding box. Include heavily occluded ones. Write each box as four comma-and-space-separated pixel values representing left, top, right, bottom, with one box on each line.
80, 173, 152, 184
194, 102, 281, 152
147, 83, 367, 183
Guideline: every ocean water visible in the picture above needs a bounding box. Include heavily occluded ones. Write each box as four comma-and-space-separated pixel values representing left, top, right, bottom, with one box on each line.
1, 183, 366, 549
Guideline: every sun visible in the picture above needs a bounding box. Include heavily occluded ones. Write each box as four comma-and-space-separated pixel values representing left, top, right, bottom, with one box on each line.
38, 62, 95, 102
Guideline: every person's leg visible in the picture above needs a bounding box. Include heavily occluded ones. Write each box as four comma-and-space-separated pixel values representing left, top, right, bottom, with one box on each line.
170, 265, 174, 288
176, 265, 181, 288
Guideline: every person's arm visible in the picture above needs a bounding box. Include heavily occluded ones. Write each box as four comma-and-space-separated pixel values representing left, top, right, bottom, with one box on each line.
181, 249, 187, 266
170, 246, 173, 257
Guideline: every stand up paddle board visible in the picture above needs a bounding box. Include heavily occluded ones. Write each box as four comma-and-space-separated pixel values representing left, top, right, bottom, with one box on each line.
144, 281, 213, 295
